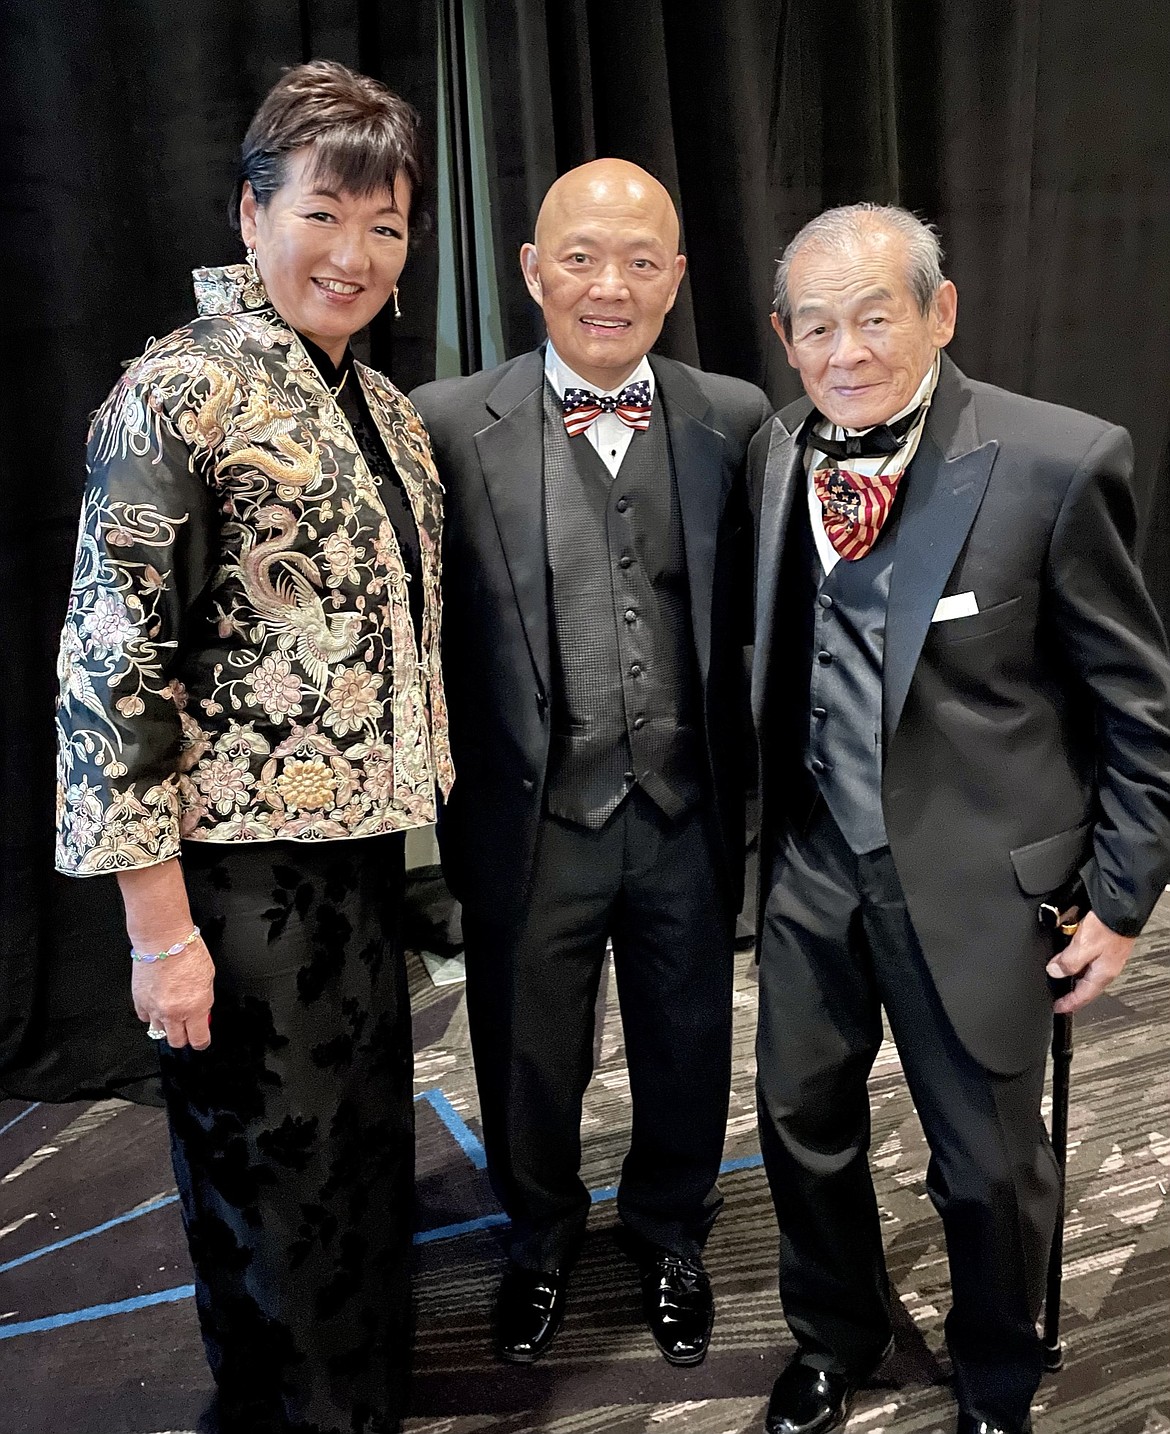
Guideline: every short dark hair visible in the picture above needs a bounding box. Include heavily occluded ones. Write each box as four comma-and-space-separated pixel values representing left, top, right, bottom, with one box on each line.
231, 60, 425, 232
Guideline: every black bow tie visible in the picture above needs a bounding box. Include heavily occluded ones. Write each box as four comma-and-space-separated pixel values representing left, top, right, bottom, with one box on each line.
804, 404, 923, 461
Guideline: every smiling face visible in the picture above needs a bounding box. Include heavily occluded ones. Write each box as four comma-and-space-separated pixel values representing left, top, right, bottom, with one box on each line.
776, 226, 957, 430
240, 145, 411, 364
520, 160, 686, 391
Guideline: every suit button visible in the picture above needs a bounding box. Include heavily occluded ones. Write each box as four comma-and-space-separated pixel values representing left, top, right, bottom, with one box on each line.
625, 608, 637, 624
817, 650, 833, 664
522, 778, 535, 793
812, 706, 827, 720
810, 758, 829, 774
619, 554, 633, 569
633, 715, 646, 731
616, 497, 629, 513
818, 594, 834, 609
624, 770, 636, 782
630, 662, 642, 676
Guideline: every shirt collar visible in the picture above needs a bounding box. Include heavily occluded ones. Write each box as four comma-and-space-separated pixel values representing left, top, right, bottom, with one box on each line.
544, 342, 656, 402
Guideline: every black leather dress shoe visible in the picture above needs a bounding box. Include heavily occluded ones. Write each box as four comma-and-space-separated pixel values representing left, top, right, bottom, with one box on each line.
638, 1250, 714, 1366
763, 1357, 857, 1434
956, 1416, 1032, 1434
494, 1264, 568, 1363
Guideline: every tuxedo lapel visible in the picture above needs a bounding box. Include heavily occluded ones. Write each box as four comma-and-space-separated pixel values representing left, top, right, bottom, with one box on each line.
654, 357, 728, 685
473, 352, 551, 696
883, 361, 998, 739
751, 409, 808, 723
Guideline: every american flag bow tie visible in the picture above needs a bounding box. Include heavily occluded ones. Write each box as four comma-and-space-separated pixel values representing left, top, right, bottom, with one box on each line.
562, 380, 653, 436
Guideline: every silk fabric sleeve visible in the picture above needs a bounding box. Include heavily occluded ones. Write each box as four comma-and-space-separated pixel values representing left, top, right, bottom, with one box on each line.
54, 373, 217, 876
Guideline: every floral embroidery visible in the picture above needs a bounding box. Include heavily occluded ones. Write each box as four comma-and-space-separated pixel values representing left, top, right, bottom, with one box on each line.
244, 655, 304, 722
195, 755, 256, 815
321, 529, 365, 587
274, 758, 338, 812
80, 589, 139, 660
323, 662, 384, 737
54, 264, 452, 876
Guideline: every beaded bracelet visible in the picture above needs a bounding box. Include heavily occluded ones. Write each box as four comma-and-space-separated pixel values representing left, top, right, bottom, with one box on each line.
130, 926, 201, 963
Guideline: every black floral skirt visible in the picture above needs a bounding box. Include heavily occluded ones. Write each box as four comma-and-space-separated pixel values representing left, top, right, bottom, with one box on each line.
160, 834, 412, 1434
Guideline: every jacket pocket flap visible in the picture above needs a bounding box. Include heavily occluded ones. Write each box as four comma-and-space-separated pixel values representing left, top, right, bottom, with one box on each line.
1009, 821, 1091, 896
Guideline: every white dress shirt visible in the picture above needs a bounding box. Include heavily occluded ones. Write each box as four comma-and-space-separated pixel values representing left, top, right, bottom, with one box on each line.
806, 359, 939, 574
544, 344, 656, 479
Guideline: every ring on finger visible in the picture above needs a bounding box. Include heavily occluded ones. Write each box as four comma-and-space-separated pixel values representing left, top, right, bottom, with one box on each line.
146, 1025, 167, 1041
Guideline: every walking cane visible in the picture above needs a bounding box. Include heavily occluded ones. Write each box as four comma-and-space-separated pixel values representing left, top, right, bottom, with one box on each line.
1042, 1002, 1073, 1371
1038, 891, 1082, 1374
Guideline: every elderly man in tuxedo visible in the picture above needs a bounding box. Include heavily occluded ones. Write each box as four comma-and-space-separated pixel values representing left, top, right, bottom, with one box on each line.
412, 160, 770, 1366
749, 204, 1170, 1434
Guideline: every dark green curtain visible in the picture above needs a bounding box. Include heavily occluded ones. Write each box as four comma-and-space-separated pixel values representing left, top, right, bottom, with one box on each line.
3, 0, 1169, 1101
0, 0, 438, 1101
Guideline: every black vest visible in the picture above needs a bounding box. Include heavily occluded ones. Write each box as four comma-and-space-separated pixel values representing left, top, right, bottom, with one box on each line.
790, 480, 900, 854
541, 381, 703, 830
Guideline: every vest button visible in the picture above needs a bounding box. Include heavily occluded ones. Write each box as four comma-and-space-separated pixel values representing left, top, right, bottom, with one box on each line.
522, 778, 535, 792
619, 554, 633, 568
633, 715, 646, 731
819, 594, 834, 609
817, 650, 833, 664
812, 706, 827, 719
630, 662, 642, 677
810, 758, 828, 774
616, 497, 629, 513
625, 608, 637, 624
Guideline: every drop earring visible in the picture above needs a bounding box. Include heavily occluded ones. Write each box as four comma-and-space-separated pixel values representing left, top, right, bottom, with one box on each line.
392, 287, 402, 320
245, 246, 260, 283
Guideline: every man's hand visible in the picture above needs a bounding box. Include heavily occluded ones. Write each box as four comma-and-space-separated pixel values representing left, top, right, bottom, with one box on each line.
132, 936, 216, 1049
1046, 909, 1135, 1014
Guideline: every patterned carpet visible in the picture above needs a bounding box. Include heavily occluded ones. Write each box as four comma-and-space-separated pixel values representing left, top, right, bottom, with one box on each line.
1, 898, 1168, 1434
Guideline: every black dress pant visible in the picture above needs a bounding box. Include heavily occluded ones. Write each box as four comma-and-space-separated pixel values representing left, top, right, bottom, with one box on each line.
462, 788, 735, 1271
756, 803, 1060, 1430
161, 835, 413, 1434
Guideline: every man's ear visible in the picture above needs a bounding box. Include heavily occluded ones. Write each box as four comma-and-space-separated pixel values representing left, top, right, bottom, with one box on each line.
663, 252, 687, 314
931, 279, 958, 349
771, 311, 801, 371
520, 244, 543, 307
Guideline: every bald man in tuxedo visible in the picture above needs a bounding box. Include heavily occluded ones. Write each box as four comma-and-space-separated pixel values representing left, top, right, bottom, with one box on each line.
413, 161, 770, 1366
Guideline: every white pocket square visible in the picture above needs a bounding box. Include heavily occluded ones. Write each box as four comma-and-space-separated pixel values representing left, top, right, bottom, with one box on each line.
932, 592, 980, 622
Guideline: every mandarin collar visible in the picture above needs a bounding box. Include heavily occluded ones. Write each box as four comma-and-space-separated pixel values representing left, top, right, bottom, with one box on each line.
191, 261, 273, 317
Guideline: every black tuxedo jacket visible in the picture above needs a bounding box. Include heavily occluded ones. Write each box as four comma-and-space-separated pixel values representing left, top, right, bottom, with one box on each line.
412, 349, 771, 929
749, 355, 1170, 1074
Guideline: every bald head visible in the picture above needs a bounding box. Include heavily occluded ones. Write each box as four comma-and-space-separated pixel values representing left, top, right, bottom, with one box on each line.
521, 159, 686, 392
533, 159, 680, 253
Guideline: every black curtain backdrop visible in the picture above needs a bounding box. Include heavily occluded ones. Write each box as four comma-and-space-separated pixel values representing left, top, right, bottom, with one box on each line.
2, 0, 1168, 1101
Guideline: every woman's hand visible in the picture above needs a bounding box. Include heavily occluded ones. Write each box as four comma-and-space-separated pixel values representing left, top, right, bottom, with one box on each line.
131, 936, 216, 1049
117, 857, 216, 1050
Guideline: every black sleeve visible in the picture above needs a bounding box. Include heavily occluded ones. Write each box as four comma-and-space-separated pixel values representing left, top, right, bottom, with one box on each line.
1047, 423, 1170, 934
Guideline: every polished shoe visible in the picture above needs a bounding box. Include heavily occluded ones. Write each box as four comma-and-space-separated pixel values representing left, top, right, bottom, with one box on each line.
494, 1264, 568, 1363
956, 1417, 1033, 1434
637, 1249, 714, 1366
763, 1356, 857, 1434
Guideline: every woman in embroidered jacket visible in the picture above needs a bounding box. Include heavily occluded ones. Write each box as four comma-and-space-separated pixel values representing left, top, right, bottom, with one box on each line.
53, 62, 451, 1434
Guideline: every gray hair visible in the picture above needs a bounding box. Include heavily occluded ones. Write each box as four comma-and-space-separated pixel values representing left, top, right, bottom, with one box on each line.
772, 204, 945, 331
